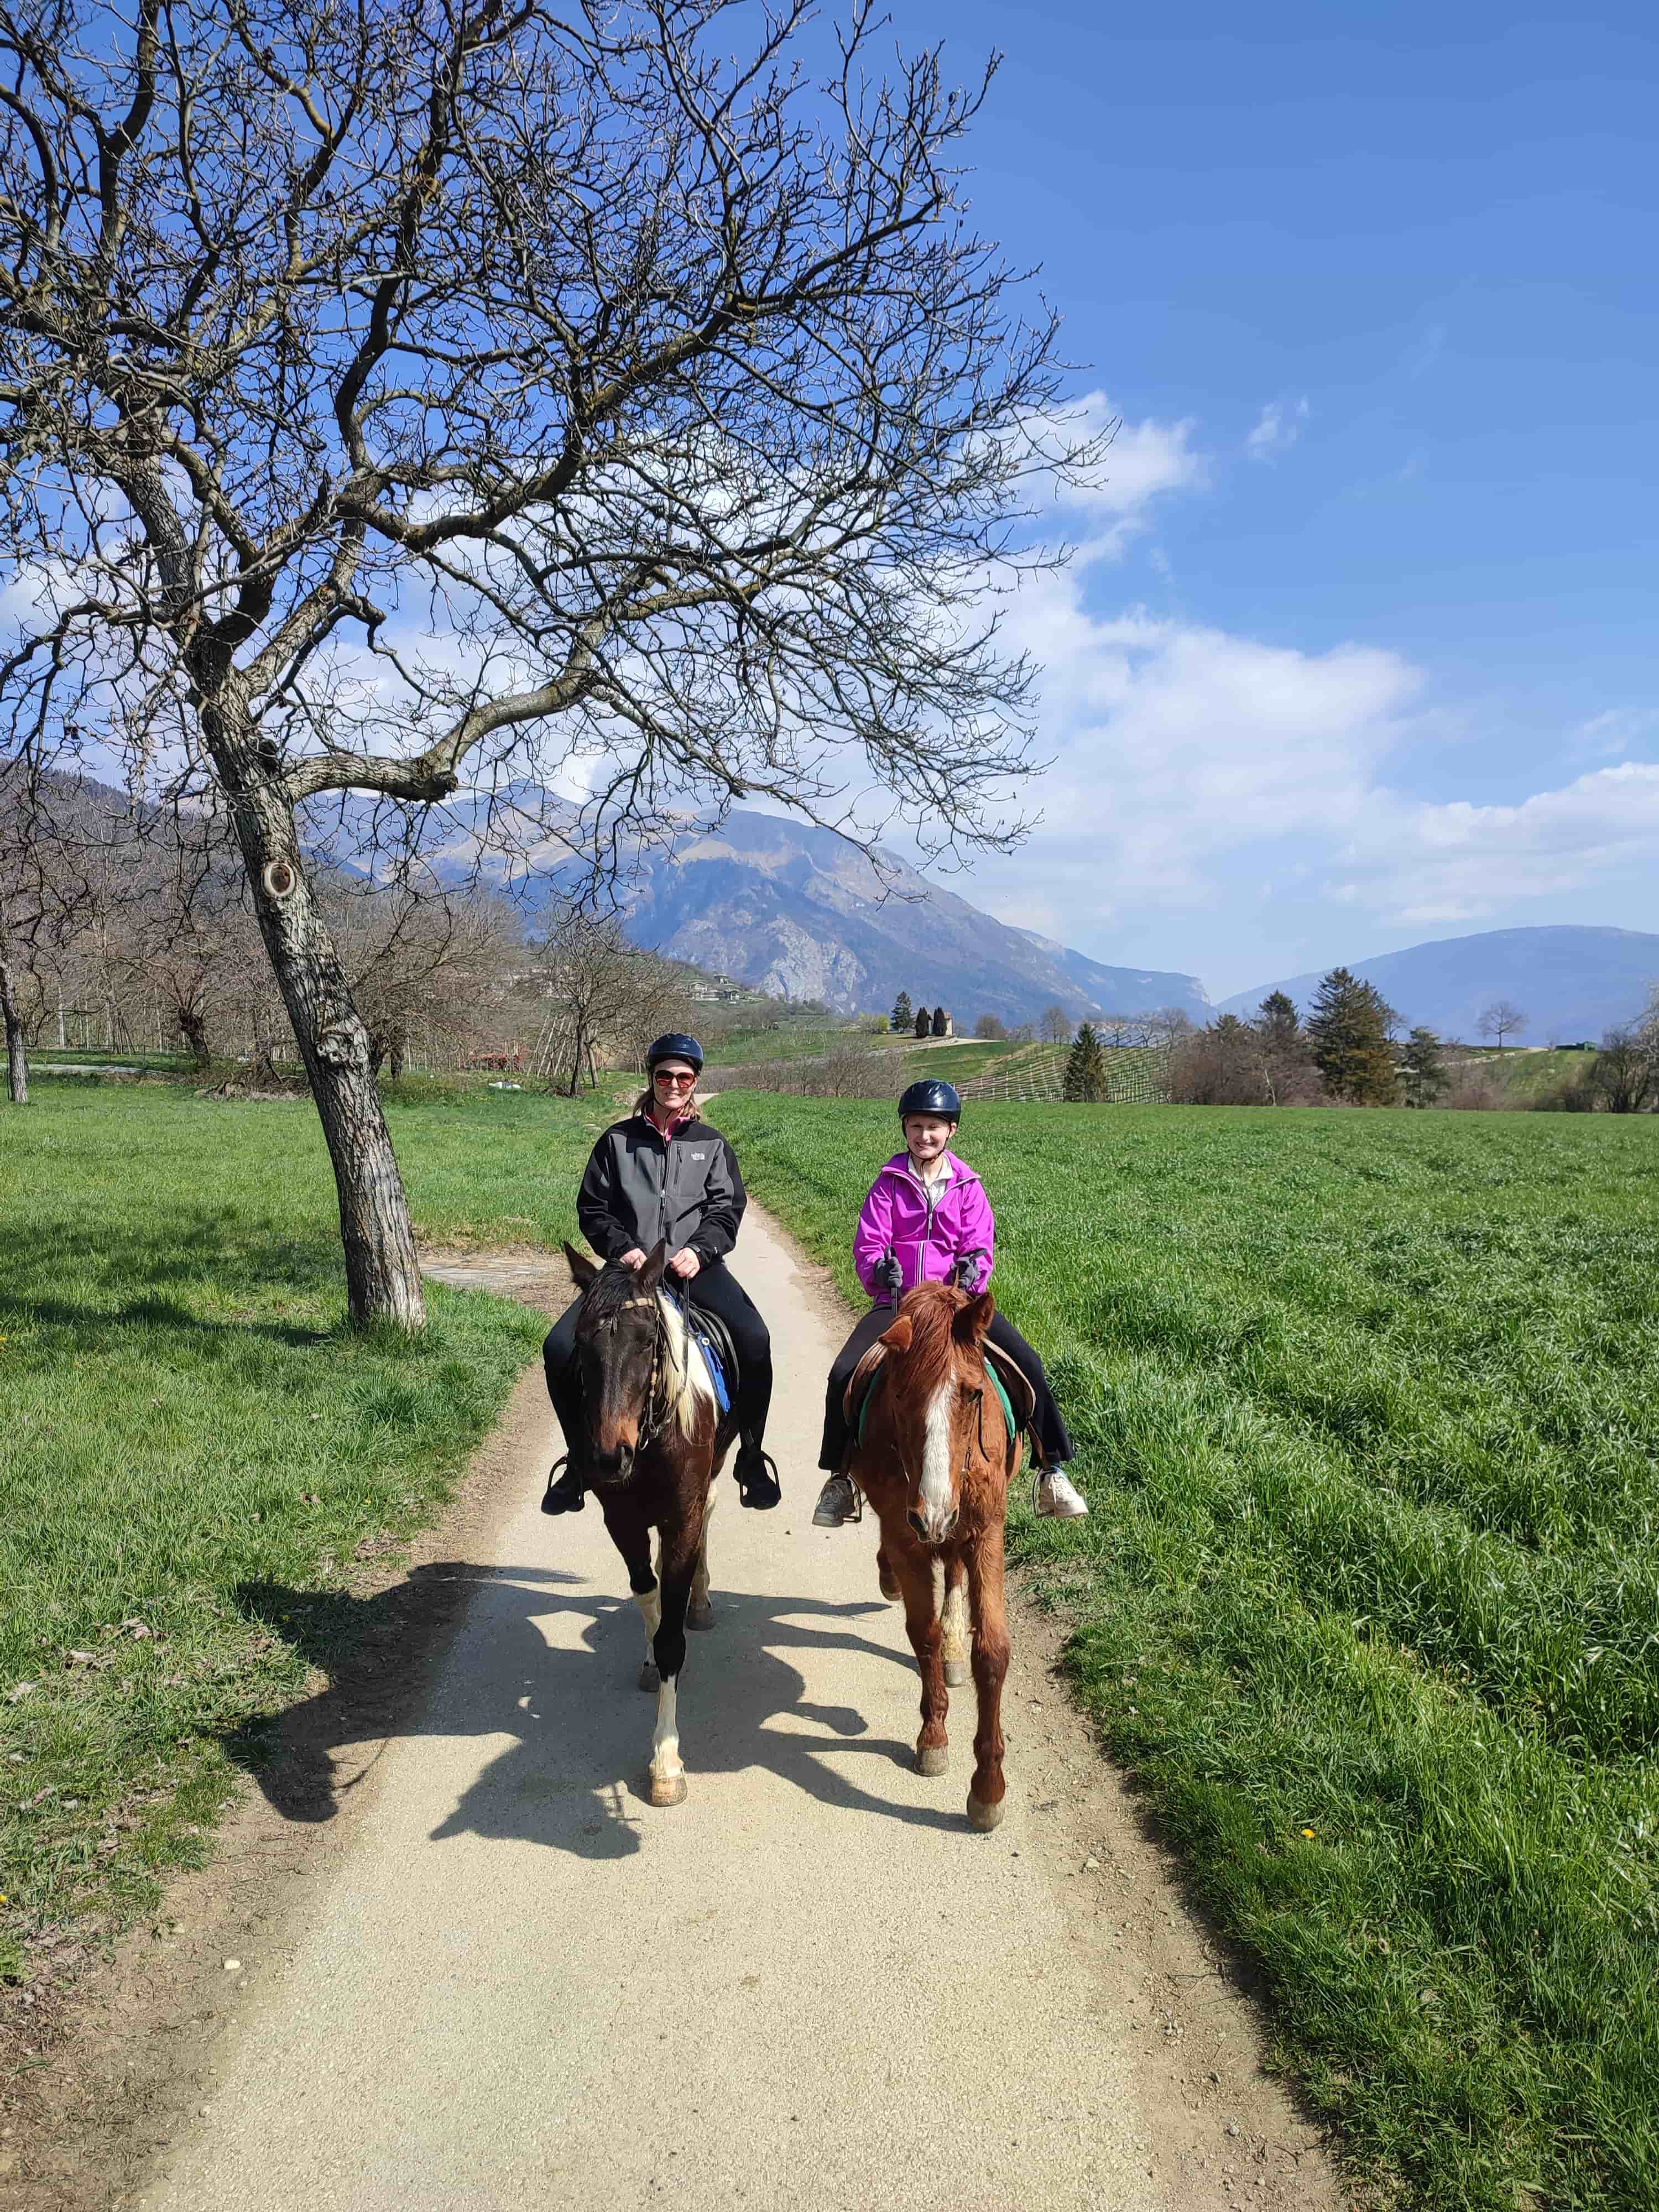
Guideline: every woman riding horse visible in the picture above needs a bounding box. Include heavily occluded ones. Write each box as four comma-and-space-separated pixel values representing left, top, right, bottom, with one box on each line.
541, 1034, 782, 1513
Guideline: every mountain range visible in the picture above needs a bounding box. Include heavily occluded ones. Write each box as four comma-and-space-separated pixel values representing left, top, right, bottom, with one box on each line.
603, 812, 1213, 1027
1218, 926, 1659, 1044
329, 786, 1655, 1042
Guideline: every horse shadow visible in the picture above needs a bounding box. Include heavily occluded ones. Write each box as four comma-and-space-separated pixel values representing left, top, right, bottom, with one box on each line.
229, 1562, 963, 1861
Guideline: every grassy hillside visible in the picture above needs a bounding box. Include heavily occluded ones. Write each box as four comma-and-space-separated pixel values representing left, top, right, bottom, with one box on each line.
1449, 1044, 1598, 1102
0, 1084, 622, 1980
713, 1093, 1659, 2212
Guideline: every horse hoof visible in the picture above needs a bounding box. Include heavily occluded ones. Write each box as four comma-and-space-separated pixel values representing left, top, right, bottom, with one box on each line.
966, 1792, 1005, 1832
686, 1600, 715, 1631
638, 1661, 660, 1692
944, 1659, 969, 1687
916, 1744, 949, 1777
649, 1771, 688, 1807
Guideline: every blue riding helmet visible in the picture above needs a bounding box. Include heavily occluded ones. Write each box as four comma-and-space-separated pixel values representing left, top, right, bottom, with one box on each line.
898, 1077, 962, 1121
646, 1032, 705, 1073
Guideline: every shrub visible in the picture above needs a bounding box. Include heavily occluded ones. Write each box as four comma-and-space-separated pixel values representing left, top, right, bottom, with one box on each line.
1532, 1076, 1598, 1113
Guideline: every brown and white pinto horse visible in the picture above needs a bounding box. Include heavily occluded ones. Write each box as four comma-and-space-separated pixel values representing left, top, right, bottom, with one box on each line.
848, 1281, 1019, 1830
562, 1239, 737, 1806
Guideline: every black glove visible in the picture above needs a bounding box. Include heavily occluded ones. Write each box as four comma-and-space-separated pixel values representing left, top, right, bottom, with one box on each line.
950, 1250, 987, 1291
875, 1252, 904, 1295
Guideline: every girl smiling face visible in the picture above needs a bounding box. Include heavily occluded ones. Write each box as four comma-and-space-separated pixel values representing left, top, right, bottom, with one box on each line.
902, 1112, 955, 1178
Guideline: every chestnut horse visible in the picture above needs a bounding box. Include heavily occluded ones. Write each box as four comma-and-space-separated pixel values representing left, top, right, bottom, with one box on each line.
561, 1239, 737, 1806
849, 1282, 1020, 1830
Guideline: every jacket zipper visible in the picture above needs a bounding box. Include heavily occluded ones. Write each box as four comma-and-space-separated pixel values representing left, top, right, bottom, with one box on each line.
901, 1161, 950, 1285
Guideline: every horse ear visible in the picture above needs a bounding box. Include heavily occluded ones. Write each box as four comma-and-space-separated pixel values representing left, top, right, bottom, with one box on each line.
638, 1239, 669, 1288
565, 1241, 599, 1291
880, 1316, 913, 1354
954, 1288, 995, 1344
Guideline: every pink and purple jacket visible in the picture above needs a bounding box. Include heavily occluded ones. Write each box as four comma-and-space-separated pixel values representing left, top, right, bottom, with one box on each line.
853, 1151, 996, 1302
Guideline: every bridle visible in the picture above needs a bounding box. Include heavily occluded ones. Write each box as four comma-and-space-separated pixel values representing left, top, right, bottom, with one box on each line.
585, 1285, 676, 1459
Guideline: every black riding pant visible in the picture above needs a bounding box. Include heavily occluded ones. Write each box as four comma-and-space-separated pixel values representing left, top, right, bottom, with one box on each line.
542, 1260, 773, 1449
818, 1303, 1073, 1472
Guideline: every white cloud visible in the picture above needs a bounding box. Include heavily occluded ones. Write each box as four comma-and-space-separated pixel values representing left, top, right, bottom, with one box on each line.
1351, 764, 1659, 921
1036, 390, 1204, 557
943, 544, 1659, 992
1245, 396, 1310, 460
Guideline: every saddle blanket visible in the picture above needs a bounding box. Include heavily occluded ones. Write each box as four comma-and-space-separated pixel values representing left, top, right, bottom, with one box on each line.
687, 1321, 732, 1416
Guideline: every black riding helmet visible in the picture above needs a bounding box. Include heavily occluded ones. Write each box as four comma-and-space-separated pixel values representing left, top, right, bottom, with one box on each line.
898, 1077, 962, 1122
646, 1032, 705, 1073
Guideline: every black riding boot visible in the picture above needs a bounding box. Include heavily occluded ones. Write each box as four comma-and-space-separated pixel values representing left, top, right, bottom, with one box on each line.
540, 1456, 586, 1515
733, 1434, 781, 1510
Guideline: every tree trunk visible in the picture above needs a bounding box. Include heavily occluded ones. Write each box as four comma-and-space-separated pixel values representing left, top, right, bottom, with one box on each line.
198, 684, 426, 1331
179, 1007, 213, 1072
389, 1037, 407, 1078
1, 949, 29, 1104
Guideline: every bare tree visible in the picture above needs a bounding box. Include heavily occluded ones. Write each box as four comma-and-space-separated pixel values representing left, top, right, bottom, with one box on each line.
1477, 1000, 1528, 1050
320, 875, 525, 1077
1168, 1015, 1269, 1107
115, 830, 263, 1069
0, 740, 113, 1098
0, 0, 1098, 1324
609, 956, 696, 1081
0, 778, 49, 1099
535, 906, 657, 1097
1040, 1003, 1070, 1044
973, 1012, 1006, 1039
1589, 1014, 1659, 1114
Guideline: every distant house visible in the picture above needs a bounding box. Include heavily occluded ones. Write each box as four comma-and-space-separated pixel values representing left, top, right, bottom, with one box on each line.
689, 974, 744, 1003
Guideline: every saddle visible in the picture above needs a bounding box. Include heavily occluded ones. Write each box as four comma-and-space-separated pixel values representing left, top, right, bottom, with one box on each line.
684, 1301, 738, 1418
842, 1334, 1035, 1452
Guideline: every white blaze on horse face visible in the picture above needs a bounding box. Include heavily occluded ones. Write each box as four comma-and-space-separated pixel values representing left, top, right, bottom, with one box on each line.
917, 1379, 958, 1539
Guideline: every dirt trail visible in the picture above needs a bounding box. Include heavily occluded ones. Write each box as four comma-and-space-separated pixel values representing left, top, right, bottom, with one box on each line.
126, 1207, 1341, 2212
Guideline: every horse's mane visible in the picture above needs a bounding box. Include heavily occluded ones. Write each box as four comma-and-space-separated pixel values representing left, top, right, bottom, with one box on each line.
894, 1282, 979, 1392
581, 1261, 713, 1436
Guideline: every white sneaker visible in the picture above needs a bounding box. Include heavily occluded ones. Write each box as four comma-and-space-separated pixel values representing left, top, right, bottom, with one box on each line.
1035, 1469, 1089, 1520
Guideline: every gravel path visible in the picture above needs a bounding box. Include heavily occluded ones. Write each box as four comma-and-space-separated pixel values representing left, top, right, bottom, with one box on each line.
137, 1209, 1343, 2212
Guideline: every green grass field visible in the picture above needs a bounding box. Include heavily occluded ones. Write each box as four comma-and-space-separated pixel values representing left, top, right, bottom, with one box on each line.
710, 1092, 1659, 2212
0, 1082, 627, 1981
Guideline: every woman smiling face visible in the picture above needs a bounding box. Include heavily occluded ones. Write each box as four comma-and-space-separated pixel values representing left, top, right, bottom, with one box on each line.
650, 1059, 697, 1117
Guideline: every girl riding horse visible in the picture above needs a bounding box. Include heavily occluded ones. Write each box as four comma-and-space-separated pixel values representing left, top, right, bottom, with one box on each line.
542, 1033, 782, 1514
812, 1077, 1088, 1527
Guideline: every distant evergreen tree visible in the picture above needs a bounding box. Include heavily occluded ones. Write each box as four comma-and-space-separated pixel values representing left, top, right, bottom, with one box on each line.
1306, 968, 1400, 1104
890, 991, 912, 1034
914, 1006, 930, 1038
1063, 1021, 1107, 1102
1251, 988, 1317, 1104
1400, 1027, 1450, 1108
1254, 990, 1301, 1053
932, 1005, 950, 1036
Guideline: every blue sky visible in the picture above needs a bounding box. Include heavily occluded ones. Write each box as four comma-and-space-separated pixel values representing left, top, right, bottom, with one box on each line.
890, 1, 1659, 998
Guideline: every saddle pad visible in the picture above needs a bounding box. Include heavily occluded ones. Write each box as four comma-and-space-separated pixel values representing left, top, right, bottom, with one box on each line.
984, 1341, 1037, 1434
687, 1323, 732, 1416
